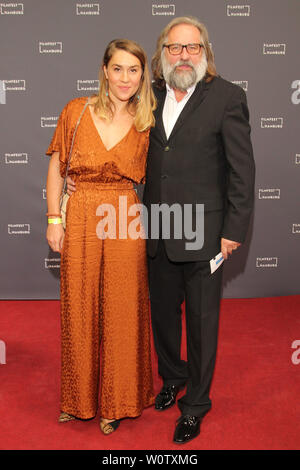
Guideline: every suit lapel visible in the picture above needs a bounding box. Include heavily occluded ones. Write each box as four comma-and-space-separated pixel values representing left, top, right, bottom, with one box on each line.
167, 79, 211, 142
153, 88, 167, 143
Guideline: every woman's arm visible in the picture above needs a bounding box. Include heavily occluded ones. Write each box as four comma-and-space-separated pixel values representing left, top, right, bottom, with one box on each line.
46, 151, 65, 253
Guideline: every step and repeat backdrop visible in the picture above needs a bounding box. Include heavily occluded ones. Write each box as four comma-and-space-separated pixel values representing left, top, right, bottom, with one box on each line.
0, 0, 299, 299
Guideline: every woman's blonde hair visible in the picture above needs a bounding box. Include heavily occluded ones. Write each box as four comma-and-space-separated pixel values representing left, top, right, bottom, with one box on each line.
92, 39, 156, 131
151, 16, 217, 89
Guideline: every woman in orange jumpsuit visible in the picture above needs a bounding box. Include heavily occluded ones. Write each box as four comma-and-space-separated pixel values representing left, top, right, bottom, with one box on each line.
46, 39, 156, 434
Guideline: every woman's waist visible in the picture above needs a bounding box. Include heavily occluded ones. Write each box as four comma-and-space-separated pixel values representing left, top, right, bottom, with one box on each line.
68, 181, 140, 206
75, 180, 135, 191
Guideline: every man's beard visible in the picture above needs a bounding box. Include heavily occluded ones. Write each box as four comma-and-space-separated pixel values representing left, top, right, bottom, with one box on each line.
161, 51, 208, 92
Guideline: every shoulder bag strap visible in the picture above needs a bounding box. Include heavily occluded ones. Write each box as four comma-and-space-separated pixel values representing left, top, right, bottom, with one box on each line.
61, 96, 90, 195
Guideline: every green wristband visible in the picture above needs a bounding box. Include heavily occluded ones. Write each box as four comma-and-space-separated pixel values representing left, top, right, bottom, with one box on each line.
48, 218, 62, 224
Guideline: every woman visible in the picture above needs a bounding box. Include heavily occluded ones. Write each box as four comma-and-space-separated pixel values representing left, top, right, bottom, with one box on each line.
46, 39, 156, 434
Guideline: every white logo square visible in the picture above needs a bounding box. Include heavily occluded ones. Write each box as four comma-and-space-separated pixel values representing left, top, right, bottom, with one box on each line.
227, 5, 250, 16
258, 189, 280, 200
152, 4, 175, 15
8, 224, 30, 234
261, 117, 283, 128
45, 258, 61, 269
256, 257, 278, 268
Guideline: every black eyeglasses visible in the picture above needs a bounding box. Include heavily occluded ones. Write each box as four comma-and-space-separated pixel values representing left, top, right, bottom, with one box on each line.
163, 43, 204, 55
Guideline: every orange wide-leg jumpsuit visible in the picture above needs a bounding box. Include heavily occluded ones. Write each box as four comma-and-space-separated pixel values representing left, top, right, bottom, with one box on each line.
46, 97, 154, 419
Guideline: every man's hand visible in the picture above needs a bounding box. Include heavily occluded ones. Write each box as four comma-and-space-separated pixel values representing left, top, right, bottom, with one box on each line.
221, 238, 241, 260
66, 176, 76, 195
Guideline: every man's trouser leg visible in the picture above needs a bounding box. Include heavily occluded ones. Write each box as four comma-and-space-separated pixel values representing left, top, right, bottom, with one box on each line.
177, 259, 223, 417
148, 239, 223, 416
148, 239, 188, 386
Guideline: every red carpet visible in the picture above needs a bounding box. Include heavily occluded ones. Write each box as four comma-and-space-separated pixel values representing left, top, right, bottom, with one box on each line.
0, 296, 299, 450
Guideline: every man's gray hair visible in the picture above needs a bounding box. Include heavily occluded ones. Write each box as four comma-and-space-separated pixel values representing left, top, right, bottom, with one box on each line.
151, 16, 217, 89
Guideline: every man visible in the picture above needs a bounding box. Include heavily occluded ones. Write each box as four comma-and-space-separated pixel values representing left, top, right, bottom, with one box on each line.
67, 15, 255, 444
143, 16, 255, 444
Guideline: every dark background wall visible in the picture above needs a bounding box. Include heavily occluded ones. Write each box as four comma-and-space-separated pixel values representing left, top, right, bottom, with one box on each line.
0, 0, 299, 299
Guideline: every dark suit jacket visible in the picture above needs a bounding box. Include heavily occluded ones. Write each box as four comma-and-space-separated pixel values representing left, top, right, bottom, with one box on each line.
143, 76, 255, 262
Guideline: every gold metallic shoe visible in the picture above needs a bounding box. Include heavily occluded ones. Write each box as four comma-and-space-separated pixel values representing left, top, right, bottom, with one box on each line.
58, 412, 76, 423
100, 418, 120, 435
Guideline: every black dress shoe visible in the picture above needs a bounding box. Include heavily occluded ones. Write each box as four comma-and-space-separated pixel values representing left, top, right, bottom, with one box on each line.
173, 415, 201, 444
155, 385, 180, 411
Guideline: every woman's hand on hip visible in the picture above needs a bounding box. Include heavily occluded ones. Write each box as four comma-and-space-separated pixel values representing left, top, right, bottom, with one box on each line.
66, 176, 76, 195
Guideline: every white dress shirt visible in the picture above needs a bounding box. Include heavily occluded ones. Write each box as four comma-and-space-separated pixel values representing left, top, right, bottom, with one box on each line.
162, 83, 196, 140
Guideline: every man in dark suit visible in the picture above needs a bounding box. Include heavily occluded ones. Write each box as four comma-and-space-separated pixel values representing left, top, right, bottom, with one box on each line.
143, 16, 255, 444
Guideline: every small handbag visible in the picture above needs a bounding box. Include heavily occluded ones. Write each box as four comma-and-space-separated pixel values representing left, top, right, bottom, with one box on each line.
60, 97, 89, 229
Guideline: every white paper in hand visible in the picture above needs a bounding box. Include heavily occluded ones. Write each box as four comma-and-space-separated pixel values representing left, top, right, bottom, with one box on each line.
210, 252, 224, 274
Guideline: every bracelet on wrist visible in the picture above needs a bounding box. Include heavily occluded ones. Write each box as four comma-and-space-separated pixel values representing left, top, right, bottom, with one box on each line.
46, 213, 62, 217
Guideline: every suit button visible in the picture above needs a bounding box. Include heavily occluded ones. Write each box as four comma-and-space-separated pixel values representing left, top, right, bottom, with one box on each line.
164, 146, 170, 151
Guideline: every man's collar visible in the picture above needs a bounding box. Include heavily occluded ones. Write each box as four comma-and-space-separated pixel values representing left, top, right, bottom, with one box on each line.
165, 82, 196, 99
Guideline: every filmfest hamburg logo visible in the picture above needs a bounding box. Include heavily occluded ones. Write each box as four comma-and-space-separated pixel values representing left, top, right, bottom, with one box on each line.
0, 3, 23, 14
263, 43, 286, 55
8, 224, 30, 234
227, 5, 250, 16
292, 224, 300, 234
5, 153, 28, 164
261, 117, 283, 128
77, 80, 99, 91
152, 4, 175, 15
258, 189, 280, 200
295, 154, 300, 165
45, 258, 61, 269
1, 79, 26, 92
39, 42, 63, 54
41, 116, 58, 128
76, 3, 100, 15
256, 257, 278, 268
